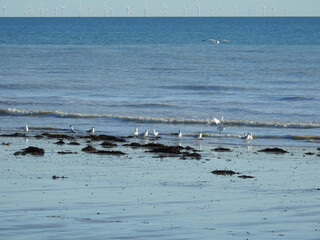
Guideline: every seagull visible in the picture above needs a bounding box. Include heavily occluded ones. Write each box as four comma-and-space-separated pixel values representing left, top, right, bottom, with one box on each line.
133, 127, 139, 137
152, 129, 159, 137
87, 126, 95, 135
203, 39, 231, 45
24, 124, 29, 133
196, 131, 203, 140
177, 130, 182, 139
212, 116, 226, 133
70, 125, 77, 133
241, 133, 253, 141
141, 129, 148, 138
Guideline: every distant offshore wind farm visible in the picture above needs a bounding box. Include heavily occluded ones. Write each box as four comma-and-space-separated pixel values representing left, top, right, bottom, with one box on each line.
0, 2, 294, 18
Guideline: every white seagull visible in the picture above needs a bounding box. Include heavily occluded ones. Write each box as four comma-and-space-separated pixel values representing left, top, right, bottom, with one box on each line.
196, 131, 203, 140
70, 125, 77, 133
203, 39, 231, 45
87, 126, 95, 135
152, 129, 159, 137
177, 130, 182, 139
141, 129, 149, 138
212, 116, 226, 133
241, 133, 253, 141
24, 124, 29, 133
133, 127, 139, 137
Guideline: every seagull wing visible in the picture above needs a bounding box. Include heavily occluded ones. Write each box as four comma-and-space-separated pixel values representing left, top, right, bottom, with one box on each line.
213, 117, 221, 124
221, 40, 231, 43
208, 39, 217, 43
202, 38, 217, 43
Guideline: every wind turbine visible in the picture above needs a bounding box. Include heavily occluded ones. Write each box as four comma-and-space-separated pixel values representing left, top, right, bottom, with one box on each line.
272, 5, 275, 16
54, 7, 58, 17
126, 6, 130, 17
61, 5, 65, 17
24, 5, 27, 16
220, 5, 223, 16
211, 7, 214, 17
183, 6, 187, 17
196, 5, 200, 17
109, 7, 113, 17
144, 2, 147, 17
88, 5, 92, 17
284, 6, 288, 16
77, 3, 82, 17
248, 6, 251, 16
262, 5, 266, 16
163, 5, 168, 17
28, 4, 33, 17
39, 2, 43, 17
3, 5, 7, 16
104, 3, 107, 17
235, 5, 238, 16
45, 8, 48, 17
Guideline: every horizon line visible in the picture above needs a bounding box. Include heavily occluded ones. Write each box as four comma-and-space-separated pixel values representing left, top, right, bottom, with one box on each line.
1, 16, 319, 18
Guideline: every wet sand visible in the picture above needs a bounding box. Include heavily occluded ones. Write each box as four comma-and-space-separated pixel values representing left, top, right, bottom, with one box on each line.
1, 134, 320, 239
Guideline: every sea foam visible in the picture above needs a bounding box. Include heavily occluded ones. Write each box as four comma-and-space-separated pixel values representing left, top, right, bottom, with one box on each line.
1, 108, 319, 129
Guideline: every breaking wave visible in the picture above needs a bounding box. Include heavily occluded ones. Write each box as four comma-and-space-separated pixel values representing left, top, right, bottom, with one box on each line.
1, 108, 319, 129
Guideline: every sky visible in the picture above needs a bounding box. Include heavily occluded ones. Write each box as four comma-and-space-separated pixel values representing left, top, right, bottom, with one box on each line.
0, 0, 319, 17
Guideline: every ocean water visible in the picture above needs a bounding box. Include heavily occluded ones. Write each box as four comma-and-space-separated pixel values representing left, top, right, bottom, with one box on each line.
0, 17, 320, 146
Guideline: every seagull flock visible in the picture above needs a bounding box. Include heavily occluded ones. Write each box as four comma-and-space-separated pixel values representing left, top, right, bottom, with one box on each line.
23, 117, 253, 142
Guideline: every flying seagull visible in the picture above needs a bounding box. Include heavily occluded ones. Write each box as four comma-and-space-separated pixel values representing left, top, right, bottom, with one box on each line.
210, 116, 226, 133
203, 39, 231, 45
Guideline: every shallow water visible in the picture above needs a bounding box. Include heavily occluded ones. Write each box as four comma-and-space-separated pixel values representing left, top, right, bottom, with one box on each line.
1, 136, 319, 239
1, 17, 320, 147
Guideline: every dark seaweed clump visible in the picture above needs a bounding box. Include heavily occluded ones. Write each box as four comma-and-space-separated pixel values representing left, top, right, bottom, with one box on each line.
42, 133, 74, 140
52, 175, 67, 179
55, 139, 65, 145
211, 170, 255, 179
81, 135, 126, 143
124, 142, 201, 160
94, 150, 126, 155
212, 147, 232, 152
238, 175, 255, 179
304, 152, 314, 155
82, 145, 125, 155
14, 146, 45, 156
101, 141, 118, 148
58, 151, 78, 155
258, 147, 288, 154
211, 170, 239, 176
1, 133, 25, 137
81, 145, 97, 152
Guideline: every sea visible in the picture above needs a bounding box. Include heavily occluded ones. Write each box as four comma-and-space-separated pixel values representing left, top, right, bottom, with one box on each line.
0, 17, 320, 147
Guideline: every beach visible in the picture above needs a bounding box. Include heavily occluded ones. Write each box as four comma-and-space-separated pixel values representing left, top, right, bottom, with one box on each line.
1, 133, 319, 239
1, 17, 320, 239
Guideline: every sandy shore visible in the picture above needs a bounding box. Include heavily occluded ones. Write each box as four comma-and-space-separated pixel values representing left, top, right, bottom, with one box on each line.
1, 133, 320, 239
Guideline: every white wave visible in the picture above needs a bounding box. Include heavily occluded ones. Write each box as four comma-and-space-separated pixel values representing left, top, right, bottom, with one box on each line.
1, 108, 319, 129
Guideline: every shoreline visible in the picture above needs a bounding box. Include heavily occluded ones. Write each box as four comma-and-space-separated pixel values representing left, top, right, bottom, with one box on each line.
1, 128, 320, 148
2, 131, 320, 152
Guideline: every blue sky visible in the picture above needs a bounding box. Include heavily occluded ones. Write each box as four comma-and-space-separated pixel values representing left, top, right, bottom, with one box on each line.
1, 0, 319, 17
